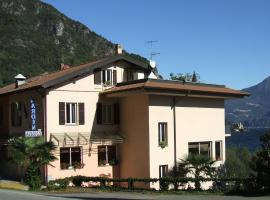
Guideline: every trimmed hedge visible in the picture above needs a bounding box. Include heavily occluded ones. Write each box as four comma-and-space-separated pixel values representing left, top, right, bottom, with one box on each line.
48, 176, 256, 193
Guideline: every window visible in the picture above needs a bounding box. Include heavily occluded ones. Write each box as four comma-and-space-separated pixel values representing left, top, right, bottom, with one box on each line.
102, 104, 113, 124
11, 101, 22, 127
159, 165, 168, 178
102, 69, 112, 85
98, 145, 117, 166
188, 142, 212, 157
60, 147, 82, 169
66, 103, 77, 124
125, 69, 139, 81
158, 122, 168, 147
59, 102, 85, 125
215, 141, 223, 161
97, 103, 119, 125
94, 69, 117, 85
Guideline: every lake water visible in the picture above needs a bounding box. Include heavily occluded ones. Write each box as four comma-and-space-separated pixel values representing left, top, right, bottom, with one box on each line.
226, 127, 269, 152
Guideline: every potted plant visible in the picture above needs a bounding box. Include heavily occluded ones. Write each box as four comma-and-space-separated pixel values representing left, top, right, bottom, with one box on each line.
60, 163, 69, 170
73, 162, 85, 169
109, 159, 119, 166
159, 141, 168, 149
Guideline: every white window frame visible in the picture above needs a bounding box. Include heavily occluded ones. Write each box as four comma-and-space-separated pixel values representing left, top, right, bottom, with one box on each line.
60, 146, 83, 170
215, 140, 223, 161
188, 141, 212, 157
159, 165, 168, 178
158, 122, 168, 146
102, 69, 113, 86
66, 103, 77, 125
98, 145, 117, 166
102, 104, 113, 124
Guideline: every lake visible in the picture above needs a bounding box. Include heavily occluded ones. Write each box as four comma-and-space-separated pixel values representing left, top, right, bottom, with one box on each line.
226, 127, 269, 152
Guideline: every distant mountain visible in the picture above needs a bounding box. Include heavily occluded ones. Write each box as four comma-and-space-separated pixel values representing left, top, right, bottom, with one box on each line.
0, 0, 147, 86
226, 76, 270, 127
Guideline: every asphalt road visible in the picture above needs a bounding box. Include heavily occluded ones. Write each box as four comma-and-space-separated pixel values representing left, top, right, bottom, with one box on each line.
0, 189, 269, 200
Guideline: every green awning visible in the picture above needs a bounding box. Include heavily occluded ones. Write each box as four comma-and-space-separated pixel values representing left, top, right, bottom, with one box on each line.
90, 132, 124, 143
50, 132, 123, 146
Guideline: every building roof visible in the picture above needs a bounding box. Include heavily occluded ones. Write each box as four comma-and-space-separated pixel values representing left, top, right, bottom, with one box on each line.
0, 55, 150, 96
102, 79, 249, 99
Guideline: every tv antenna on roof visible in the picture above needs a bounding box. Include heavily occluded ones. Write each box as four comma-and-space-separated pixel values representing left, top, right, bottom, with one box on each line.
150, 52, 160, 60
146, 40, 158, 46
145, 40, 160, 60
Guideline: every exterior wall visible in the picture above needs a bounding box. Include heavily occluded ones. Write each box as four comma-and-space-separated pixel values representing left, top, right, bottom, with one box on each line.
0, 96, 10, 136
148, 95, 226, 188
175, 97, 225, 162
148, 96, 175, 182
0, 90, 44, 180
8, 90, 44, 137
47, 143, 117, 181
119, 94, 150, 187
46, 68, 118, 181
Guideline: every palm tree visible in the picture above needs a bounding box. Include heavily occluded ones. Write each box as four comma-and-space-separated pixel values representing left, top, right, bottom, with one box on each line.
9, 137, 57, 189
178, 154, 216, 190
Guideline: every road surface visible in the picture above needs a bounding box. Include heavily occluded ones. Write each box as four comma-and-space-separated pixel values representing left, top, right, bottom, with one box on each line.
0, 189, 269, 200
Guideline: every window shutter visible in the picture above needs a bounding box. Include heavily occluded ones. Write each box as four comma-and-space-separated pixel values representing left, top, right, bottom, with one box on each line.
94, 68, 101, 84
113, 70, 117, 85
0, 105, 3, 125
96, 103, 102, 124
59, 102, 65, 125
78, 103, 85, 125
114, 103, 120, 124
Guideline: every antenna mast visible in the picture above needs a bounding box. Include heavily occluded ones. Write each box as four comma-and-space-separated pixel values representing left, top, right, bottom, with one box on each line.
145, 40, 160, 60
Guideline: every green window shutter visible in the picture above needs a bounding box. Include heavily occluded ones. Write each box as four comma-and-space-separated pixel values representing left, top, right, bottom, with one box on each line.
94, 68, 102, 84
78, 103, 85, 125
113, 70, 117, 85
59, 102, 65, 125
114, 103, 120, 124
96, 103, 102, 124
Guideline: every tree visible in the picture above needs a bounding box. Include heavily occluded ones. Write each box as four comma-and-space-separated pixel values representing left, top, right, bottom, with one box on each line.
176, 154, 216, 190
9, 137, 57, 190
224, 147, 253, 178
251, 131, 270, 191
170, 71, 200, 82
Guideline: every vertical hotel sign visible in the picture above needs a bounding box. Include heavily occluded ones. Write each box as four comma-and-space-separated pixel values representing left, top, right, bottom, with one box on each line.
25, 99, 42, 137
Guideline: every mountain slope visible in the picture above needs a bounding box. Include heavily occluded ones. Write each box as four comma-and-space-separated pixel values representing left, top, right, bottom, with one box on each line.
0, 0, 147, 86
226, 76, 270, 127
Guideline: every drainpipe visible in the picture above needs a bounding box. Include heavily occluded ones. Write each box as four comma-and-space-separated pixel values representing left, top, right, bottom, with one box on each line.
173, 97, 177, 169
43, 93, 48, 184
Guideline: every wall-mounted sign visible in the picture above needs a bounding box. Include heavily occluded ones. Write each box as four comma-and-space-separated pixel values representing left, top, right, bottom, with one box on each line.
25, 99, 42, 138
30, 99, 37, 130
25, 129, 42, 137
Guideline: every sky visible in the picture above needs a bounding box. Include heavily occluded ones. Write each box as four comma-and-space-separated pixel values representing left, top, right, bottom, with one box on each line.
42, 0, 270, 89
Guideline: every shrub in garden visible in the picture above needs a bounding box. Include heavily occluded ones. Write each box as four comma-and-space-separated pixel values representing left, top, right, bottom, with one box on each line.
9, 137, 57, 190
175, 154, 216, 190
251, 131, 270, 192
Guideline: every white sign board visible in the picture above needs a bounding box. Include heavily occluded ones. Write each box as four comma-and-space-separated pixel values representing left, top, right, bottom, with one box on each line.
25, 129, 42, 137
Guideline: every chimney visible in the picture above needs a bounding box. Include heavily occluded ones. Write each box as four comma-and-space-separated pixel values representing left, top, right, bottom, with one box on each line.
115, 44, 123, 55
60, 63, 70, 70
192, 71, 198, 82
14, 74, 26, 88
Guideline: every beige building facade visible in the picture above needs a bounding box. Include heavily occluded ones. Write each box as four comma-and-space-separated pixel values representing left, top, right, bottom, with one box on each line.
0, 54, 248, 189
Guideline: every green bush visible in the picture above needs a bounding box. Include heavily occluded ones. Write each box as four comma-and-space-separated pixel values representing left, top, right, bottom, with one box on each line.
48, 178, 70, 190
24, 165, 42, 190
46, 176, 258, 193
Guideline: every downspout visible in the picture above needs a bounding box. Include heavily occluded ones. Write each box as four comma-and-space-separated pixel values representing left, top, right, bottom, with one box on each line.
173, 96, 177, 168
43, 92, 48, 184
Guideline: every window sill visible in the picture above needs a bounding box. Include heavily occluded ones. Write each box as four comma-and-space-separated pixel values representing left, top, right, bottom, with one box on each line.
98, 164, 111, 167
65, 123, 77, 126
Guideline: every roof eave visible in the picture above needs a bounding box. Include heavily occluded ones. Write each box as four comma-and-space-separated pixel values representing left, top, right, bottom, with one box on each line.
42, 55, 150, 89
